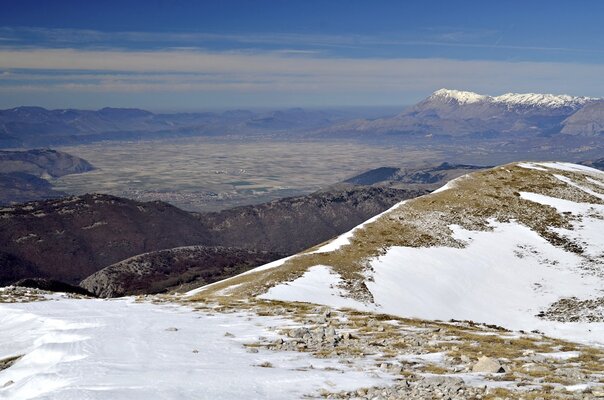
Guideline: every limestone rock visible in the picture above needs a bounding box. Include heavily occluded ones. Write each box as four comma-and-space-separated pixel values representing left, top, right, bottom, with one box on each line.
472, 356, 506, 373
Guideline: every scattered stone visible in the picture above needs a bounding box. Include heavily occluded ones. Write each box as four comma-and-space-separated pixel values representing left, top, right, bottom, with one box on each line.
472, 356, 506, 373
0, 355, 22, 371
257, 361, 273, 368
208, 300, 604, 399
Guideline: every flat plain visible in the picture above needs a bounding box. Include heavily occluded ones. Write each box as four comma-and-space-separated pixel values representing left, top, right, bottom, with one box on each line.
54, 138, 441, 211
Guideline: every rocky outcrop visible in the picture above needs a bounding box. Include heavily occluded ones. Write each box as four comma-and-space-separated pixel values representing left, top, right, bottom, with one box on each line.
538, 296, 604, 323
196, 187, 426, 254
81, 246, 282, 297
0, 194, 212, 285
13, 278, 94, 297
472, 356, 506, 373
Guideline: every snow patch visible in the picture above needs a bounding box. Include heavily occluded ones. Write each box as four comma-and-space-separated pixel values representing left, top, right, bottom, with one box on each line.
185, 255, 296, 297
0, 298, 393, 399
517, 163, 548, 172
432, 175, 467, 194
534, 162, 603, 175
312, 200, 407, 253
552, 174, 604, 200
259, 265, 370, 311
520, 191, 604, 214
364, 221, 604, 345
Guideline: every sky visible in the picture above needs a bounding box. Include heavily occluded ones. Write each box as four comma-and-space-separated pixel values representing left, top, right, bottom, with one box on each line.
1, 0, 604, 110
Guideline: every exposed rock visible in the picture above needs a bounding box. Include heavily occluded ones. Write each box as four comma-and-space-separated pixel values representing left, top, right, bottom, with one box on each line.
81, 246, 281, 297
472, 356, 506, 373
13, 278, 94, 297
0, 355, 22, 371
196, 186, 426, 254
540, 296, 604, 323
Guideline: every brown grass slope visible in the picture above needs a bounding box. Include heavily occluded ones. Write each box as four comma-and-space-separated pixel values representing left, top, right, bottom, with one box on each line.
192, 162, 604, 302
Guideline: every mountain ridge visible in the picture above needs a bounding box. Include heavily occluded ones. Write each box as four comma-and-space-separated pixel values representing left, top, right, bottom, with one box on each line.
320, 89, 604, 137
192, 161, 604, 344
429, 88, 598, 109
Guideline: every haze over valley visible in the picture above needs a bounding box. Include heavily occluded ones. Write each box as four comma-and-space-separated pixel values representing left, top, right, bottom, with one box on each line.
2, 2, 604, 399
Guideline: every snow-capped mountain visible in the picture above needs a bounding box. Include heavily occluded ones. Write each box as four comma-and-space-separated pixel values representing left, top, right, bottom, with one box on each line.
321, 89, 603, 137
195, 162, 604, 345
427, 89, 489, 105
429, 88, 597, 110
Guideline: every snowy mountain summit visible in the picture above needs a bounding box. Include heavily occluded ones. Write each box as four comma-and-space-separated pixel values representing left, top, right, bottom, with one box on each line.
428, 89, 489, 105
430, 88, 598, 109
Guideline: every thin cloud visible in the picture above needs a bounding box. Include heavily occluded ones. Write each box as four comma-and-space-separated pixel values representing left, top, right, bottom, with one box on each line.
0, 48, 603, 100
1, 26, 602, 56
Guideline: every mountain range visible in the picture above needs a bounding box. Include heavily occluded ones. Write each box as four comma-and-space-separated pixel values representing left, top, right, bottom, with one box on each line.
320, 89, 604, 137
0, 106, 368, 147
2, 90, 604, 148
0, 187, 424, 295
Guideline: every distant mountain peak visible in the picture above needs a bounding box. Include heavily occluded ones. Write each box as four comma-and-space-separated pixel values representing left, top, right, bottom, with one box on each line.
429, 89, 488, 104
428, 88, 599, 109
492, 92, 598, 109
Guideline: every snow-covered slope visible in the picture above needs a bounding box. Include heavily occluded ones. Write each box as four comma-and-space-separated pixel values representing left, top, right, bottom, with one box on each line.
428, 89, 489, 105
196, 162, 604, 345
0, 296, 393, 399
431, 89, 597, 110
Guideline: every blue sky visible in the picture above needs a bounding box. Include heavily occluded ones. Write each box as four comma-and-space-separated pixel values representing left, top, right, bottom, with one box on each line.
1, 0, 604, 110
